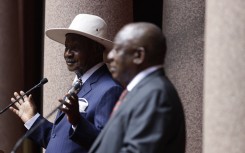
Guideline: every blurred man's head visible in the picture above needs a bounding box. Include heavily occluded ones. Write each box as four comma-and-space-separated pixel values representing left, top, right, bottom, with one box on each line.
107, 22, 167, 85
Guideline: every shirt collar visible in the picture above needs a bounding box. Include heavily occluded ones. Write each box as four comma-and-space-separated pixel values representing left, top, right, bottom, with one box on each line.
73, 62, 104, 84
127, 65, 163, 91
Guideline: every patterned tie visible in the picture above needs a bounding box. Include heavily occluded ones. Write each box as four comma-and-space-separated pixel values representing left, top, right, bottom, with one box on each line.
111, 89, 128, 116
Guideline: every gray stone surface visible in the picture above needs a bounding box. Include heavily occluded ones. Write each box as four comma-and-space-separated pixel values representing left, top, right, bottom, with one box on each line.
204, 0, 245, 153
162, 0, 205, 153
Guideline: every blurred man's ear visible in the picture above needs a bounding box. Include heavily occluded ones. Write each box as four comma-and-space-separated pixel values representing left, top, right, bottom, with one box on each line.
133, 47, 145, 64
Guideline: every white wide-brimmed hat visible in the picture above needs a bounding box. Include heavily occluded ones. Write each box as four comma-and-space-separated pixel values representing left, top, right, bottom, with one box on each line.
46, 14, 113, 51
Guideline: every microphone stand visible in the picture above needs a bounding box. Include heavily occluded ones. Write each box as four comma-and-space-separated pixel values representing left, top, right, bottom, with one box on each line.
0, 78, 48, 115
11, 80, 82, 153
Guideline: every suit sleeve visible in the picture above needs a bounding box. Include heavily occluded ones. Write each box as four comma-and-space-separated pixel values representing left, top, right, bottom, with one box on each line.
119, 89, 177, 153
27, 115, 53, 148
69, 85, 123, 149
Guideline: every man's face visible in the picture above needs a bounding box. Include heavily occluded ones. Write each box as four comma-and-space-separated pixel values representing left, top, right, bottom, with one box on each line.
64, 34, 90, 73
107, 33, 137, 84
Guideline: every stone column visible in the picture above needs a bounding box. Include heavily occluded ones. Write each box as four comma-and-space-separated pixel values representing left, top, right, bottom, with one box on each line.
203, 0, 245, 153
0, 1, 24, 153
162, 0, 205, 153
43, 0, 133, 120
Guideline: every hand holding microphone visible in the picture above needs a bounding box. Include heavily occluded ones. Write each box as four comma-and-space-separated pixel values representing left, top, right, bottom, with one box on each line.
59, 79, 83, 126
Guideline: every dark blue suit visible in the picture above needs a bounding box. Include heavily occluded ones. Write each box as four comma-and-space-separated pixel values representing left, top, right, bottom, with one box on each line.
28, 64, 123, 153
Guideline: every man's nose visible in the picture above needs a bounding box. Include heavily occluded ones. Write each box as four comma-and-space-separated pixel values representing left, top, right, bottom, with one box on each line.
107, 50, 115, 61
65, 49, 73, 56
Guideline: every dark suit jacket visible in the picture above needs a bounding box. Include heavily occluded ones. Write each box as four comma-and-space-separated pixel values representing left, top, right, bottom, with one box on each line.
89, 69, 186, 153
28, 64, 123, 153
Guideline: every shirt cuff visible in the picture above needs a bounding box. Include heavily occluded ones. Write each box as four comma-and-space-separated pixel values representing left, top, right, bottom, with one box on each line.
24, 113, 40, 130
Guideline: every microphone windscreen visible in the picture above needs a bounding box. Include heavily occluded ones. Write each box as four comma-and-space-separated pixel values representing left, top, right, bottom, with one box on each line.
40, 78, 48, 85
73, 82, 81, 91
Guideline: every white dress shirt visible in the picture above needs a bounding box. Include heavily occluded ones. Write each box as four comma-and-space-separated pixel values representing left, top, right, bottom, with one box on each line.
127, 65, 163, 92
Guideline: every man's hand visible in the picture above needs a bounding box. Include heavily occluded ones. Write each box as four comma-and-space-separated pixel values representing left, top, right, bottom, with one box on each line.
9, 91, 37, 123
59, 93, 81, 126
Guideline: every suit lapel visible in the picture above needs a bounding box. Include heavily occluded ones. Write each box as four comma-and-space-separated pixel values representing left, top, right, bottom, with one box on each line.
90, 69, 165, 151
89, 91, 136, 152
54, 64, 109, 124
111, 69, 164, 118
78, 64, 109, 97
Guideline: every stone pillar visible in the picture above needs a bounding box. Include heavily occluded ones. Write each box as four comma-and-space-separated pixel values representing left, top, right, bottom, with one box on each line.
162, 0, 205, 153
203, 0, 245, 153
0, 1, 24, 153
43, 0, 133, 120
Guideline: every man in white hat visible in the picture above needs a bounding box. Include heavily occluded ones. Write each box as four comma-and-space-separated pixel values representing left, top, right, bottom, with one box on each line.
10, 14, 123, 153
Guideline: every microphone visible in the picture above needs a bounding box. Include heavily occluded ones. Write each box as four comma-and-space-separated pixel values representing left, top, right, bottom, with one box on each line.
67, 79, 83, 98
11, 79, 82, 153
0, 78, 48, 114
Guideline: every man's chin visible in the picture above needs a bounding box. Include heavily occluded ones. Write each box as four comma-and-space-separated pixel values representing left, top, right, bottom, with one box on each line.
67, 66, 76, 72
112, 73, 120, 80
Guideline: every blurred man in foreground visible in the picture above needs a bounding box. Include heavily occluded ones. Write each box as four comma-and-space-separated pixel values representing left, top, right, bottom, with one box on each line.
89, 22, 186, 153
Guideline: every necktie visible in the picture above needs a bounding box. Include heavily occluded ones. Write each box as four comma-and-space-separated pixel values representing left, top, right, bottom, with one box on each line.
111, 89, 128, 116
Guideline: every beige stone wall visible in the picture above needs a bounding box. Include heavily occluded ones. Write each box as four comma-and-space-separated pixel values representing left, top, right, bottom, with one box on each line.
163, 0, 205, 153
204, 0, 245, 153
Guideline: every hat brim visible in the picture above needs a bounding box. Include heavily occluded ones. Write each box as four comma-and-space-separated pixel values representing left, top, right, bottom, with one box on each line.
46, 28, 113, 52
